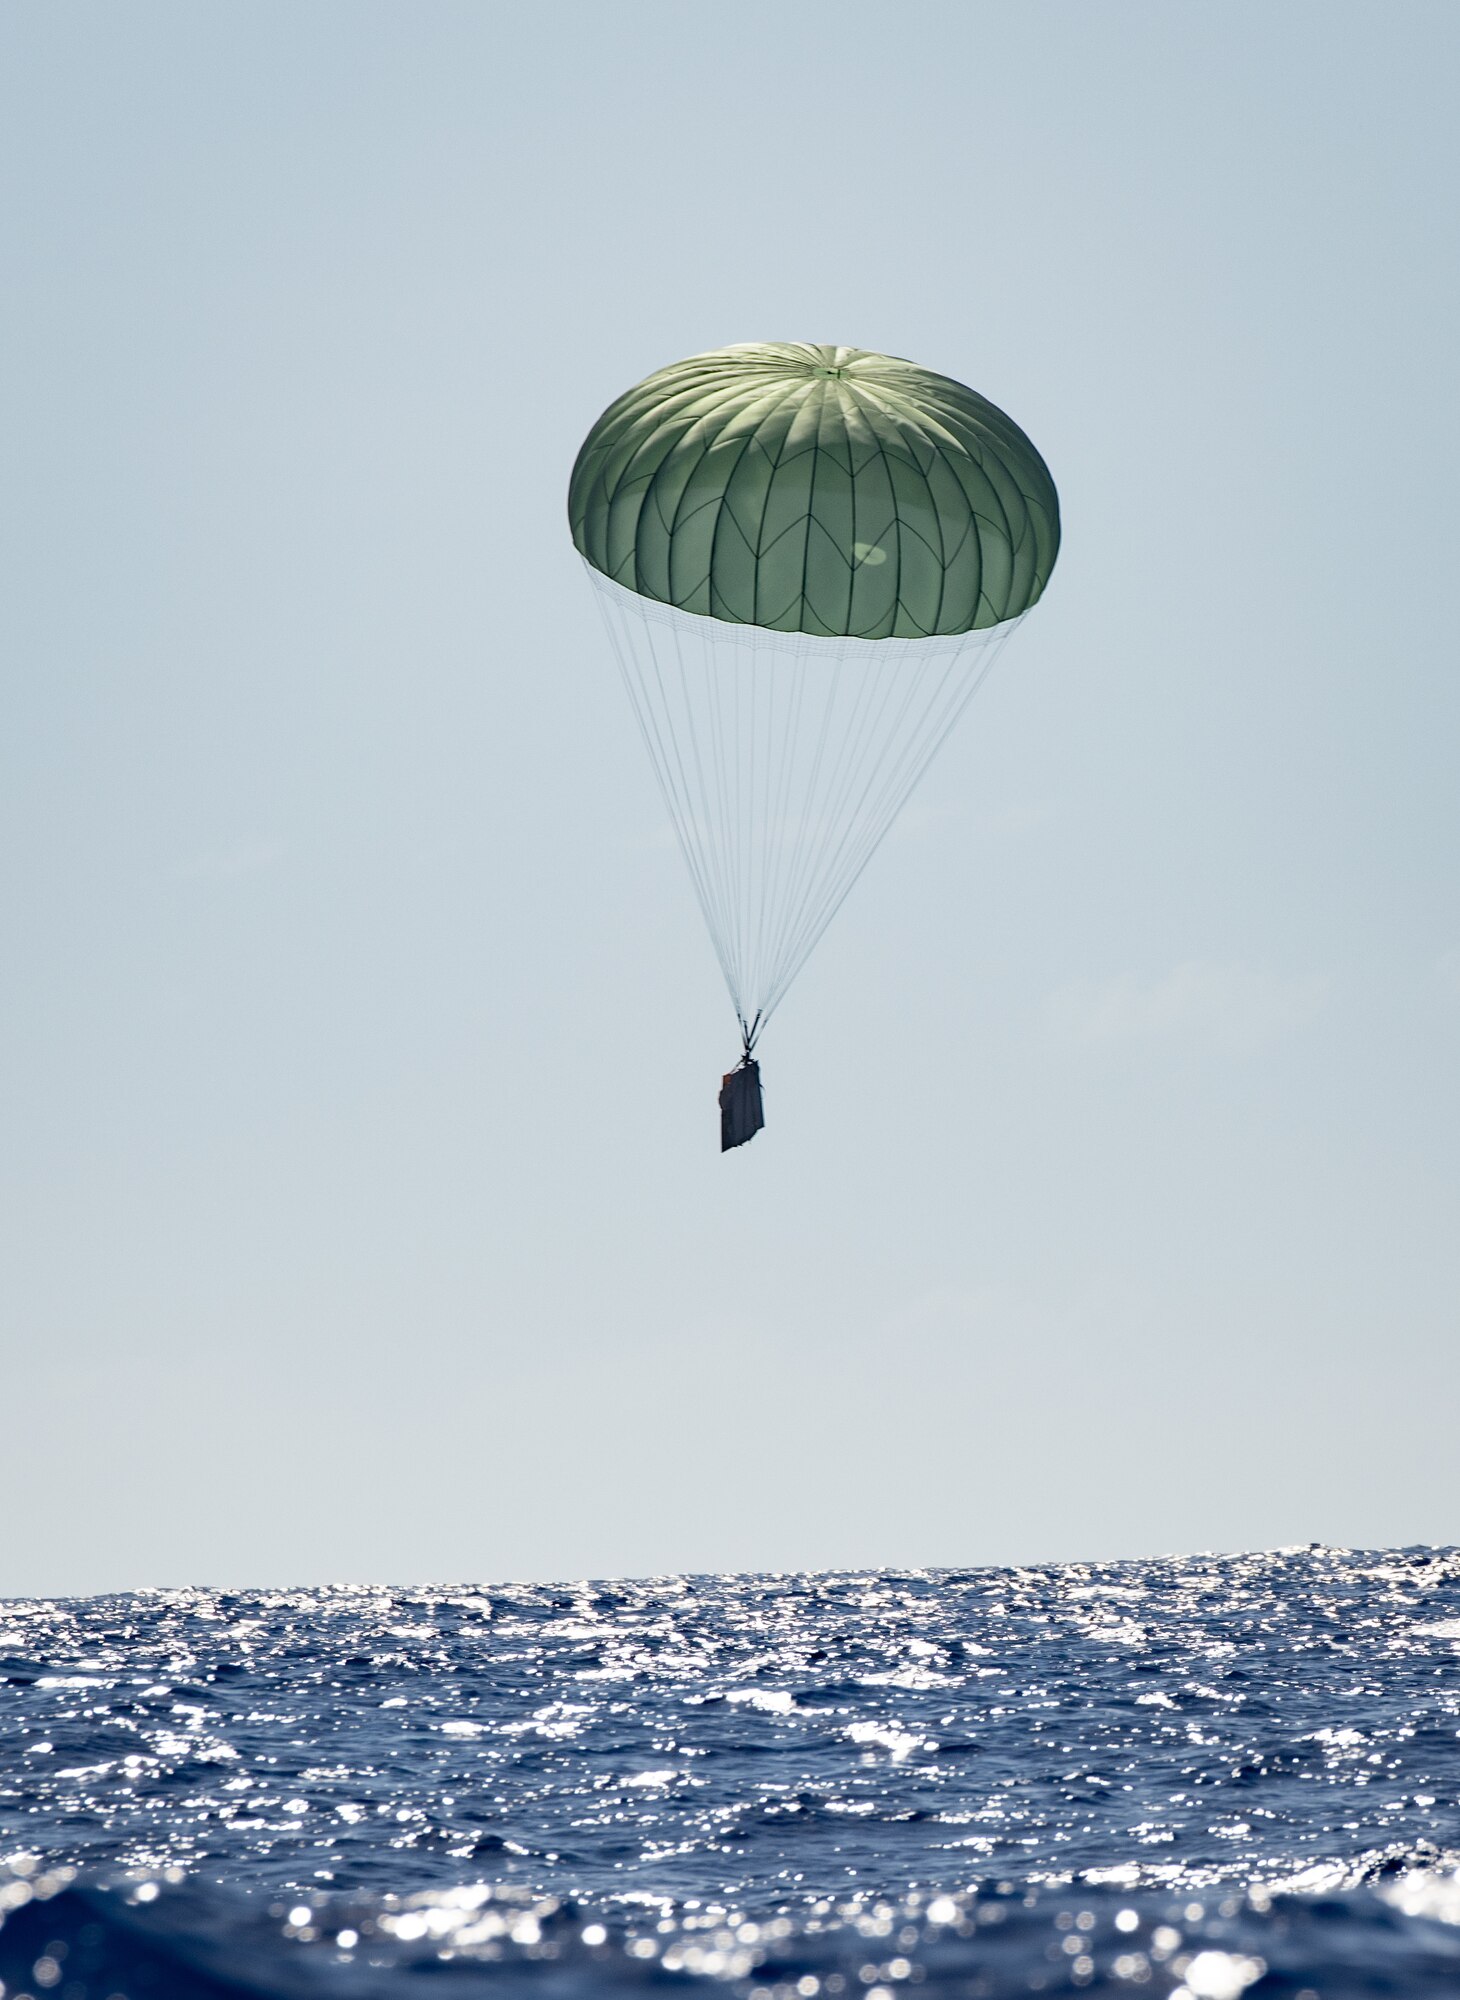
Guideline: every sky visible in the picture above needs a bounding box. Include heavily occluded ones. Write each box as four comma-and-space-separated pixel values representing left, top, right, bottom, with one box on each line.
2, 2, 1457, 1597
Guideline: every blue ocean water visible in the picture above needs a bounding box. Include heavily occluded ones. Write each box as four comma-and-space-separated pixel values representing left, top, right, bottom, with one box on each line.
4, 1549, 1460, 1998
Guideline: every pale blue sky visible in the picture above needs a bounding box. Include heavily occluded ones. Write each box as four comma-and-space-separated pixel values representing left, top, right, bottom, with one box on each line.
2, 2, 1457, 1595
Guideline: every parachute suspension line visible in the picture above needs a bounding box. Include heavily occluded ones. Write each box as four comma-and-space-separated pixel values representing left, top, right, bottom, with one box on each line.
752, 643, 810, 1013
756, 631, 976, 1022
585, 562, 1020, 1037
715, 612, 749, 1013
755, 640, 842, 1013
767, 642, 974, 1006
665, 603, 744, 1017
725, 613, 749, 1006
698, 613, 733, 997
759, 627, 1016, 1021
596, 581, 742, 1011
757, 637, 924, 1008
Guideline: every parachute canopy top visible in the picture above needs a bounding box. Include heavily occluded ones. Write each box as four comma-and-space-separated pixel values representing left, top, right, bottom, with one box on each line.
569, 342, 1059, 641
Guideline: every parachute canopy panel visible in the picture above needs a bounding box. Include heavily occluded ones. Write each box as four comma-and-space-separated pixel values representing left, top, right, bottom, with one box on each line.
569, 343, 1059, 640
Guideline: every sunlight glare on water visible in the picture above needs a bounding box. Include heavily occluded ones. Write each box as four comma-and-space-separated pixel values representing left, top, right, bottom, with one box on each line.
3, 1548, 1460, 1995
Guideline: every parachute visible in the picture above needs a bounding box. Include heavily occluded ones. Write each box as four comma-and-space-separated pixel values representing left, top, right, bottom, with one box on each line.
569, 343, 1059, 1149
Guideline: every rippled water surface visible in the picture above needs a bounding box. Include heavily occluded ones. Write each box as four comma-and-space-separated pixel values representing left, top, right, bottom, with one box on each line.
4, 1548, 1460, 1996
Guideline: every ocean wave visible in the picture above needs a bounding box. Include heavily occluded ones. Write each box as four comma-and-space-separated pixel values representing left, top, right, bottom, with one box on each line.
8, 1862, 1460, 1999
5, 1549, 1460, 1995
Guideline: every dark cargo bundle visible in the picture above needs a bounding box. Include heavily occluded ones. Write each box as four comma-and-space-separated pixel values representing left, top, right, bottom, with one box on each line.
719, 1060, 764, 1152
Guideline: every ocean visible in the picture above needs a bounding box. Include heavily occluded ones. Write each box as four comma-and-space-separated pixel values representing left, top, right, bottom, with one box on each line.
3, 1547, 1460, 1997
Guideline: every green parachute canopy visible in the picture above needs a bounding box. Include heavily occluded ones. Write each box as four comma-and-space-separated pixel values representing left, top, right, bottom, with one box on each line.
569, 342, 1059, 640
